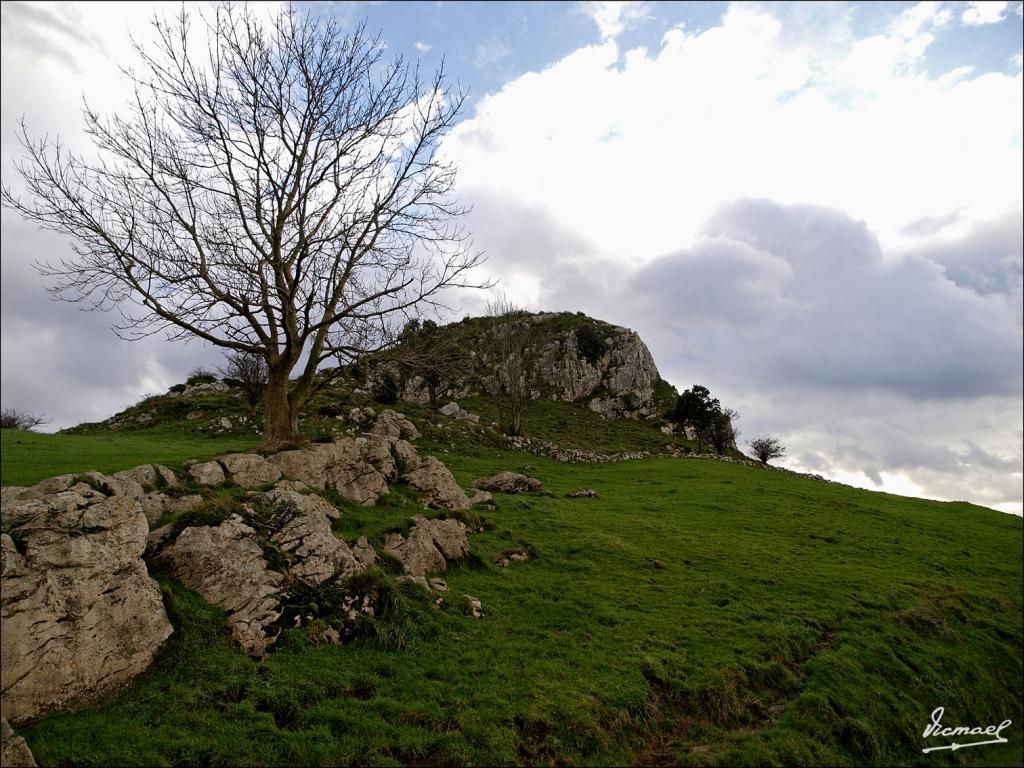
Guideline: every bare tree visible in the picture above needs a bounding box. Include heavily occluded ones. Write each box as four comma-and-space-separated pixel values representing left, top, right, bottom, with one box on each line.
0, 409, 51, 431
478, 297, 532, 436
219, 349, 269, 410
2, 4, 485, 449
383, 318, 469, 408
748, 435, 786, 465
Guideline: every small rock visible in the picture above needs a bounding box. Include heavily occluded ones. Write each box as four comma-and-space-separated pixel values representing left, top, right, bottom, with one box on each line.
465, 595, 484, 618
568, 488, 598, 498
186, 410, 203, 421
472, 471, 544, 494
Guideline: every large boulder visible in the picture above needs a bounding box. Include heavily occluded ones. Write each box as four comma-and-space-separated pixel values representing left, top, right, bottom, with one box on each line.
254, 490, 358, 583
155, 516, 283, 658
472, 471, 544, 494
1, 492, 173, 723
219, 453, 282, 489
269, 439, 389, 505
112, 463, 178, 490
402, 457, 471, 510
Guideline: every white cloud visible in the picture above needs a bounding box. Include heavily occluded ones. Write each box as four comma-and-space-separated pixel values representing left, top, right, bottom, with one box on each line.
414, 40, 431, 53
581, 1, 651, 40
445, 4, 1022, 262
961, 1, 1008, 25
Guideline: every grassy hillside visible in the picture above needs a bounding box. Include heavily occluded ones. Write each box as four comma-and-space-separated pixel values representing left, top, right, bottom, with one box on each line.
5, 403, 1021, 766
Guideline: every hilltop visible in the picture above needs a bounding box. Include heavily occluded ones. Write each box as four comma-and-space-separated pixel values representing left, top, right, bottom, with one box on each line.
0, 312, 1021, 767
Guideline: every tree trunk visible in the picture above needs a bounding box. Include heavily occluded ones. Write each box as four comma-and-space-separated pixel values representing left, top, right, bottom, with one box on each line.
262, 368, 297, 450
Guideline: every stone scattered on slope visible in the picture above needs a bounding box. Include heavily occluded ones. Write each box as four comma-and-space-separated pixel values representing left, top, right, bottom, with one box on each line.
568, 488, 598, 498
384, 514, 469, 576
219, 453, 282, 489
1, 491, 172, 723
370, 409, 421, 441
472, 471, 544, 494
351, 536, 378, 570
467, 489, 493, 506
438, 401, 480, 424
402, 456, 471, 510
155, 516, 283, 658
0, 717, 36, 768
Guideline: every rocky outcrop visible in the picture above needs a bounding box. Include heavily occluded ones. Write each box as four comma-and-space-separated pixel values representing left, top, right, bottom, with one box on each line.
472, 471, 544, 494
1, 717, 36, 767
384, 514, 469, 576
1, 487, 173, 723
363, 313, 663, 419
155, 516, 283, 658
369, 409, 421, 441
257, 490, 359, 583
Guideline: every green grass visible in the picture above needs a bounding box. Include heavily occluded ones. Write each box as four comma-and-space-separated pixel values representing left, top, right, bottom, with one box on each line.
0, 428, 258, 487
13, 438, 1022, 767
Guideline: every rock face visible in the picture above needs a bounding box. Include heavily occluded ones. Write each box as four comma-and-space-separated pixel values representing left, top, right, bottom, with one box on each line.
384, 515, 469, 576
155, 516, 284, 658
0, 486, 173, 723
365, 313, 663, 419
1, 717, 36, 767
472, 471, 544, 494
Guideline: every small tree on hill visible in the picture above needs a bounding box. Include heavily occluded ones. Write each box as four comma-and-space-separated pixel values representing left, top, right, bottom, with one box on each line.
749, 435, 786, 465
672, 385, 720, 453
479, 297, 533, 436
384, 318, 470, 408
0, 408, 50, 431
219, 350, 269, 411
2, 4, 485, 450
708, 407, 740, 455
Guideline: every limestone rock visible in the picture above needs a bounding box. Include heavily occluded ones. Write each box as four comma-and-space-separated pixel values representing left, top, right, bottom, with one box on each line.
145, 523, 177, 557
383, 514, 469, 576
219, 453, 282, 489
155, 516, 283, 658
402, 457, 470, 510
370, 409, 420, 441
568, 488, 598, 498
254, 490, 357, 583
392, 439, 421, 474
464, 595, 484, 618
113, 464, 161, 489
1, 495, 172, 723
188, 460, 225, 486
139, 491, 170, 526
270, 440, 388, 505
79, 471, 146, 499
167, 494, 203, 516
384, 525, 446, 577
472, 471, 544, 494
357, 435, 398, 480
468, 489, 493, 506
438, 402, 481, 424
1, 717, 36, 767
351, 536, 377, 570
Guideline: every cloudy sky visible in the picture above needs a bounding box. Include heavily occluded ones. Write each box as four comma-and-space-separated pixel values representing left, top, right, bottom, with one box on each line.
1, 1, 1022, 513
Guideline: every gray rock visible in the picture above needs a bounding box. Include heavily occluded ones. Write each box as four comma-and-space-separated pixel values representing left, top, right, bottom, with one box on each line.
1, 495, 172, 724
188, 460, 226, 486
351, 536, 377, 570
219, 453, 282, 489
254, 489, 357, 583
1, 717, 36, 767
468, 489, 493, 506
370, 410, 420, 441
402, 457, 470, 510
155, 516, 283, 658
113, 464, 161, 489
568, 488, 598, 498
472, 471, 544, 494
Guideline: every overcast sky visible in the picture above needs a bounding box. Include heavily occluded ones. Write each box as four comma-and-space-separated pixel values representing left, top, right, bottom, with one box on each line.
1, 1, 1022, 513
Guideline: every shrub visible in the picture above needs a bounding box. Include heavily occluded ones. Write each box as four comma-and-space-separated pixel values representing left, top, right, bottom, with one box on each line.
575, 325, 607, 365
169, 383, 186, 393
0, 408, 50, 431
748, 435, 786, 465
186, 367, 218, 386
373, 373, 399, 405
